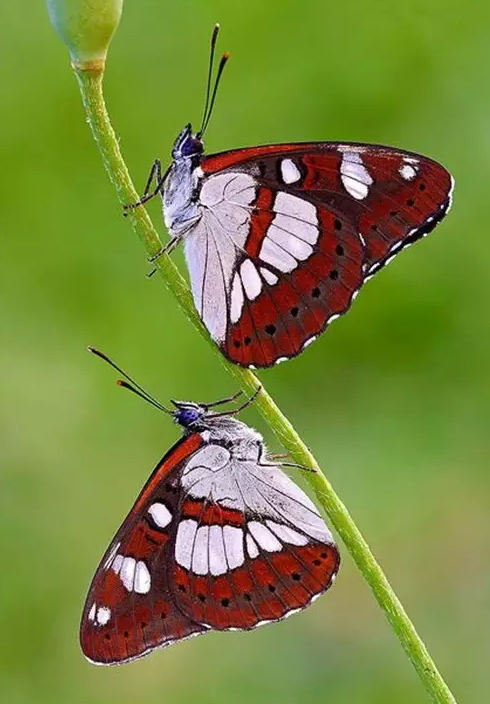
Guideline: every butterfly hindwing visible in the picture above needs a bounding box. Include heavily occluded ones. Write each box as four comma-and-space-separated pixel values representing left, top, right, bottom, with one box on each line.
167, 443, 339, 630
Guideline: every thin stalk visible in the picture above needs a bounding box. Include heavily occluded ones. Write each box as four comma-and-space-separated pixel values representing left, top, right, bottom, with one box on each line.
73, 66, 457, 704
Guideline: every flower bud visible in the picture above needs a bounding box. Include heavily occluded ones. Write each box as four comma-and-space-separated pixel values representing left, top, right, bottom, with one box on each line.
46, 0, 123, 70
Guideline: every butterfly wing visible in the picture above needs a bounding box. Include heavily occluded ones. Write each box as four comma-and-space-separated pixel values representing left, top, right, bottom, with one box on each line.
81, 432, 339, 664
166, 441, 340, 630
189, 142, 453, 367
80, 433, 208, 665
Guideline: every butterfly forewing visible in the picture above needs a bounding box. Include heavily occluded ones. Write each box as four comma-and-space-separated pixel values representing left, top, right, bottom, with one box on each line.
80, 434, 207, 665
194, 142, 453, 367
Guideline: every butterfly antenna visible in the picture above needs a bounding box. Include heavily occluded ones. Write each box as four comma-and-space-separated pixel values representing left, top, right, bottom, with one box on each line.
198, 23, 220, 137
87, 347, 172, 414
200, 51, 229, 138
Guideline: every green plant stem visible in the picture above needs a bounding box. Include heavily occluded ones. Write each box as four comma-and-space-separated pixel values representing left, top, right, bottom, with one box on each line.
74, 66, 457, 704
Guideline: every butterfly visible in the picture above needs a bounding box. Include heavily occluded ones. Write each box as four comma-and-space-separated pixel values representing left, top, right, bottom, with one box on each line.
125, 25, 454, 368
80, 349, 340, 665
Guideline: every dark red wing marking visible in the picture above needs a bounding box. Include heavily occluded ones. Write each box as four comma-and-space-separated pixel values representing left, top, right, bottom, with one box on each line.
131, 433, 203, 513
245, 187, 275, 258
222, 203, 364, 367
80, 434, 207, 665
172, 541, 339, 630
356, 152, 452, 273
202, 143, 312, 173
181, 500, 245, 527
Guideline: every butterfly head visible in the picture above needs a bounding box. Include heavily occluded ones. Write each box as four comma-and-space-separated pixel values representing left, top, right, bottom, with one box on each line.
172, 124, 204, 162
171, 400, 207, 429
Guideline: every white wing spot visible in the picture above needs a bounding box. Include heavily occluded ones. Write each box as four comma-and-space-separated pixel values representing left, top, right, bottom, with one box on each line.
248, 521, 282, 552
280, 158, 301, 184
340, 152, 373, 200
96, 606, 111, 626
259, 235, 298, 272
399, 161, 418, 181
223, 525, 245, 570
266, 520, 309, 546
240, 259, 262, 300
246, 533, 259, 559
302, 335, 317, 350
230, 271, 245, 323
119, 556, 136, 591
88, 602, 96, 622
192, 526, 210, 575
148, 502, 172, 528
267, 223, 313, 261
112, 554, 123, 576
209, 525, 228, 576
274, 191, 318, 225
175, 519, 198, 570
260, 267, 279, 286
134, 561, 151, 594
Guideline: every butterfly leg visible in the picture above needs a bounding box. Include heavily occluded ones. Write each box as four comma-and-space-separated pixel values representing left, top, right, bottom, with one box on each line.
123, 159, 166, 213
202, 390, 244, 409
146, 234, 184, 276
259, 459, 316, 473
210, 385, 262, 418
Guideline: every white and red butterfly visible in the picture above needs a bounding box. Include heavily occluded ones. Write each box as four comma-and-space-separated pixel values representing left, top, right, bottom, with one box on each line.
127, 25, 454, 369
80, 349, 339, 665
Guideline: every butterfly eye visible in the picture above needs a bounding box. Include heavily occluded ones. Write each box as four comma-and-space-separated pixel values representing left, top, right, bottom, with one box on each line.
180, 136, 204, 158
176, 407, 202, 427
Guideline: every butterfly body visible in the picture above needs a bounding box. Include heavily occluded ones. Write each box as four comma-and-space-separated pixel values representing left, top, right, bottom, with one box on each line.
159, 124, 453, 368
80, 396, 339, 665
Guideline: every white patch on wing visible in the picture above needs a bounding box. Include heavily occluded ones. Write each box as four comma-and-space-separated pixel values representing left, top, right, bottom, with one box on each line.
96, 606, 111, 626
267, 223, 313, 261
259, 235, 298, 272
280, 158, 301, 184
246, 533, 259, 559
112, 554, 123, 575
223, 525, 244, 570
230, 271, 244, 324
266, 520, 309, 546
148, 502, 172, 528
240, 461, 333, 544
399, 160, 419, 181
302, 335, 317, 350
248, 521, 283, 552
119, 556, 136, 591
274, 191, 318, 226
260, 267, 279, 285
182, 444, 231, 477
199, 172, 256, 209
184, 171, 256, 344
240, 259, 262, 300
340, 151, 373, 200
209, 525, 228, 576
134, 561, 151, 594
175, 519, 198, 570
259, 192, 318, 270
192, 526, 209, 575
88, 602, 96, 622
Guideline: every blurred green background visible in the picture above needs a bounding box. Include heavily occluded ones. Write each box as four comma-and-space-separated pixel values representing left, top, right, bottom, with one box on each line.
1, 1, 489, 703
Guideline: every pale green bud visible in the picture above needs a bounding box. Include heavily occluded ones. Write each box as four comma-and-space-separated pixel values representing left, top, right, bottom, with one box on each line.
47, 0, 123, 70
